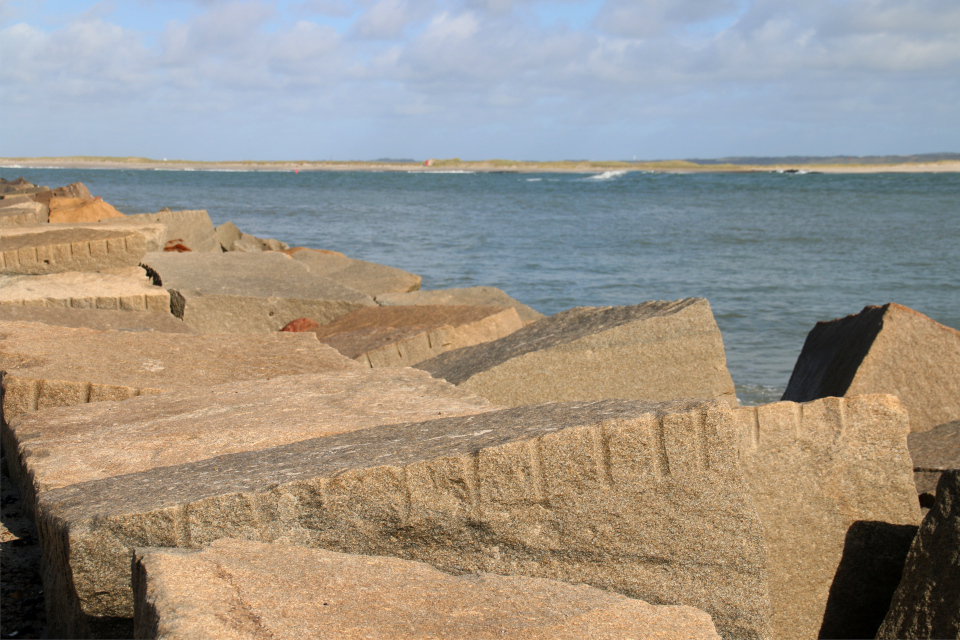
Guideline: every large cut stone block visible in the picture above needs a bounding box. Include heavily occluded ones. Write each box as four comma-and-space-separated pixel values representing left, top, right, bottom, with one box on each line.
418, 298, 738, 408
0, 268, 169, 313
312, 304, 523, 367
0, 320, 357, 426
31, 398, 770, 640
122, 209, 220, 252
0, 306, 196, 333
134, 539, 722, 640
909, 419, 960, 503
376, 285, 544, 325
54, 220, 167, 252
0, 201, 49, 227
876, 470, 960, 639
0, 227, 146, 275
47, 197, 125, 223
782, 303, 960, 432
729, 395, 921, 640
141, 251, 375, 332
289, 247, 422, 297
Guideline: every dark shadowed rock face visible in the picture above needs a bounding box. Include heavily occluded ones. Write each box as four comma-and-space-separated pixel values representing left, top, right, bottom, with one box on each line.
34, 399, 769, 640
417, 298, 737, 408
782, 303, 960, 433
133, 539, 722, 640
909, 420, 960, 500
877, 470, 960, 640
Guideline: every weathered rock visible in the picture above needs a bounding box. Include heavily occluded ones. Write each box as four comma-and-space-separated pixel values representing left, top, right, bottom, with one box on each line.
877, 470, 960, 639
418, 298, 738, 408
134, 539, 722, 640
141, 251, 375, 332
0, 194, 37, 207
0, 320, 356, 426
71, 220, 168, 252
231, 232, 266, 252
214, 221, 242, 251
32, 398, 769, 640
281, 317, 320, 332
290, 247, 422, 297
377, 285, 543, 325
122, 210, 221, 252
0, 268, 169, 314
0, 227, 146, 275
0, 201, 49, 227
909, 420, 960, 503
313, 304, 524, 367
47, 197, 125, 223
0, 306, 196, 333
729, 395, 921, 640
782, 303, 960, 433
33, 182, 92, 205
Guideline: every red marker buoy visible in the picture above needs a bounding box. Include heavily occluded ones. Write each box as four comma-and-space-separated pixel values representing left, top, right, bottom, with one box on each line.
295, 168, 299, 174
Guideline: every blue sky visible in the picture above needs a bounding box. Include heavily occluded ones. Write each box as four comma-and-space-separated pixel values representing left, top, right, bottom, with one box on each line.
1, 0, 958, 161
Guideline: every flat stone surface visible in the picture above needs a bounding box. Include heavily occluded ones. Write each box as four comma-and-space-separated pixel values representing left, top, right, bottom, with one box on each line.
47, 197, 124, 223
50, 219, 168, 252
0, 202, 48, 227
35, 399, 769, 640
0, 227, 146, 275
0, 305, 196, 333
290, 247, 422, 297
214, 221, 242, 251
141, 251, 375, 332
134, 539, 722, 640
376, 285, 543, 325
782, 303, 960, 432
909, 419, 960, 497
122, 209, 221, 252
730, 395, 921, 640
877, 470, 960, 640
418, 298, 738, 408
0, 320, 357, 425
312, 305, 523, 367
0, 268, 169, 314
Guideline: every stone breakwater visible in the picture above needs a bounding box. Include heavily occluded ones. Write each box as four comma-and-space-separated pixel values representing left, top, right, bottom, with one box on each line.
0, 176, 957, 640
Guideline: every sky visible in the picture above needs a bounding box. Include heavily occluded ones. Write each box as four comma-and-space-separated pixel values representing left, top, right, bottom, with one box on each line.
1, 0, 958, 161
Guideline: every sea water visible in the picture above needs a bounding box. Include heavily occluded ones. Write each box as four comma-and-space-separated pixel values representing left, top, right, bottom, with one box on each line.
6, 167, 959, 405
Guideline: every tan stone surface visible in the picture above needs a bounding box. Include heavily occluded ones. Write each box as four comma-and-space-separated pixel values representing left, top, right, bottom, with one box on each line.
214, 221, 242, 251
123, 209, 221, 252
782, 303, 960, 432
877, 470, 960, 640
142, 251, 375, 332
134, 539, 722, 640
0, 320, 357, 425
0, 268, 170, 313
0, 201, 49, 227
47, 197, 125, 223
34, 398, 769, 640
313, 304, 523, 367
909, 420, 960, 498
0, 227, 146, 275
50, 219, 168, 252
33, 182, 92, 205
10, 368, 495, 512
419, 298, 738, 408
291, 247, 422, 297
729, 395, 921, 640
376, 285, 544, 325
0, 305, 196, 333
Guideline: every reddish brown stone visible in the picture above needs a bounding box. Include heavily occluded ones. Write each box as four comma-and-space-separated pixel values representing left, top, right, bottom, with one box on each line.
281, 317, 321, 332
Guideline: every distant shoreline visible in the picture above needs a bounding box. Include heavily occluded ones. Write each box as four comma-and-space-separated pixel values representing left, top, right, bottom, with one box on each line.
2, 157, 959, 174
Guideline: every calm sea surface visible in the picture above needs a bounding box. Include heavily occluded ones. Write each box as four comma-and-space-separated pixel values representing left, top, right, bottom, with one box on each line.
6, 167, 959, 405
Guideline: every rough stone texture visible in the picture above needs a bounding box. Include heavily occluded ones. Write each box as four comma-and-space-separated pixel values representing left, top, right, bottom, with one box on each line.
0, 306, 196, 333
729, 395, 921, 640
9, 368, 495, 512
0, 194, 40, 207
133, 539, 722, 640
0, 268, 169, 314
0, 227, 147, 275
67, 220, 168, 252
290, 247, 422, 297
376, 285, 543, 325
0, 201, 49, 227
32, 398, 769, 640
418, 298, 738, 408
0, 320, 357, 426
123, 210, 221, 253
214, 221, 242, 251
47, 197, 125, 223
909, 419, 960, 500
141, 251, 375, 332
313, 305, 524, 367
782, 303, 960, 433
33, 182, 92, 205
877, 470, 960, 639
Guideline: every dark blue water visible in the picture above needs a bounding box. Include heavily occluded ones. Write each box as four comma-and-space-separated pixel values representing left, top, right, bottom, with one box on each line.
5, 166, 959, 405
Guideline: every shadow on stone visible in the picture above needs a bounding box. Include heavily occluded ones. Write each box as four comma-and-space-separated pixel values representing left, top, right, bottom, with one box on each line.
818, 520, 917, 639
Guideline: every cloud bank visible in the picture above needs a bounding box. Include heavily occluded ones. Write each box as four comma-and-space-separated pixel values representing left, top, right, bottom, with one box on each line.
1, 0, 957, 159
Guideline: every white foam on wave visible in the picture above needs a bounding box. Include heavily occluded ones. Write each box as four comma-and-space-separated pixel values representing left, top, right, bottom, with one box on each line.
588, 170, 628, 181
408, 170, 476, 174
526, 178, 542, 182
